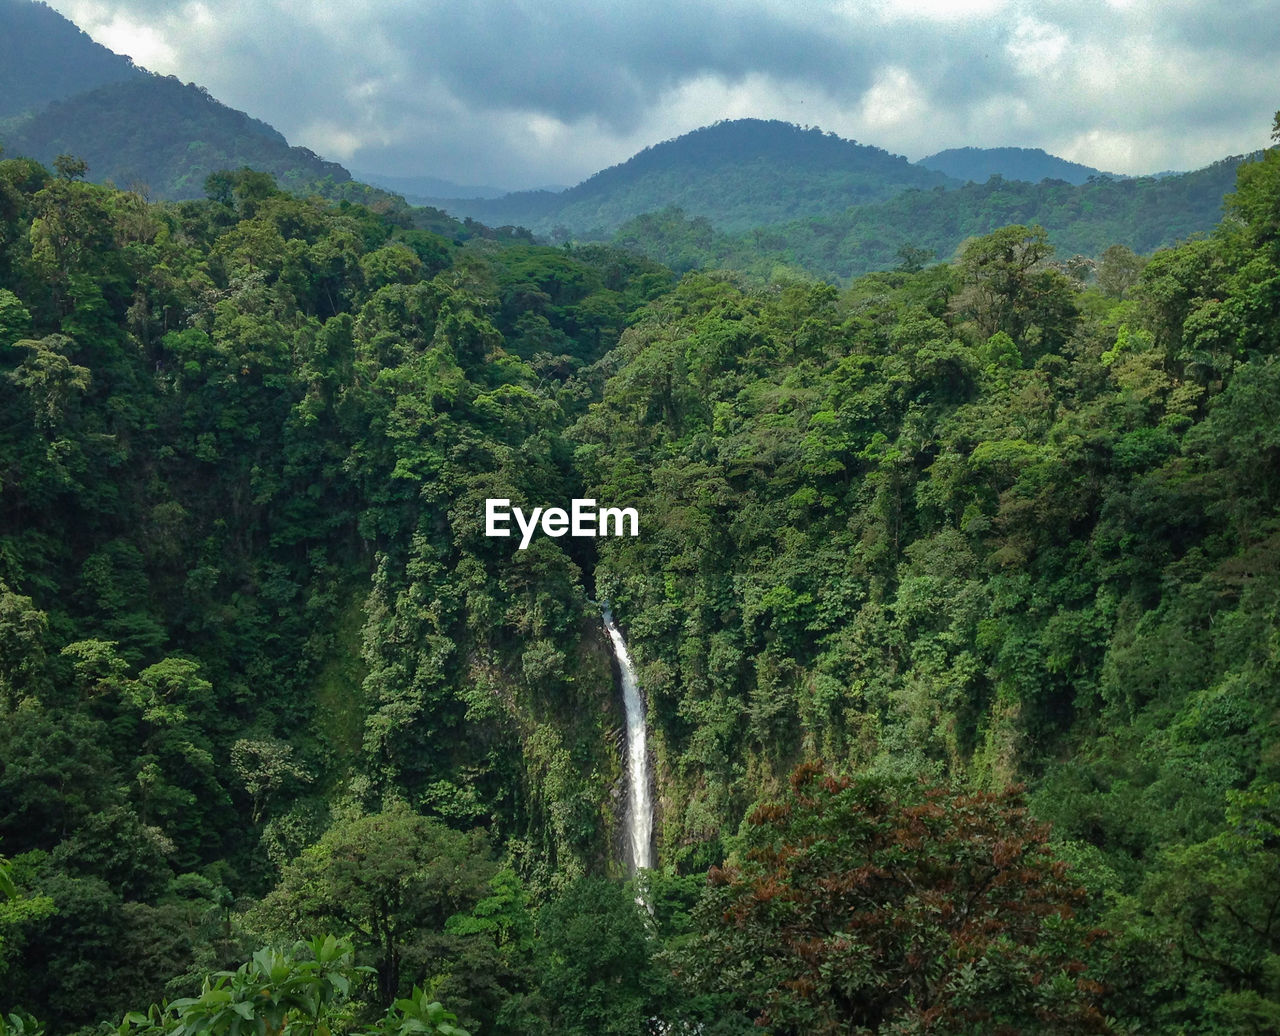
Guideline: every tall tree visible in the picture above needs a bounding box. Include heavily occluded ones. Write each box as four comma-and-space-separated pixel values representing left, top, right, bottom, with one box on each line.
680, 763, 1109, 1034
247, 802, 495, 1007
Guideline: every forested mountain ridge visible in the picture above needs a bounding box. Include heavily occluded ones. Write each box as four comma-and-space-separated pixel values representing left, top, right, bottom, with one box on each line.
426, 119, 956, 236
0, 0, 379, 202
0, 0, 144, 121
916, 145, 1121, 185
0, 0, 1248, 287
0, 0, 1248, 286
429, 121, 1246, 286
2, 108, 1280, 1035
3, 75, 357, 200
614, 150, 1252, 281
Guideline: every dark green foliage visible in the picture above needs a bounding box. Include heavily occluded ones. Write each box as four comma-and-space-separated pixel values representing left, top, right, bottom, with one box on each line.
0, 153, 664, 1029
1, 126, 1279, 1036
4, 867, 205, 1032
0, 850, 55, 989
917, 146, 1117, 186
533, 876, 664, 1035
613, 156, 1248, 282
247, 803, 496, 1008
569, 140, 1280, 1030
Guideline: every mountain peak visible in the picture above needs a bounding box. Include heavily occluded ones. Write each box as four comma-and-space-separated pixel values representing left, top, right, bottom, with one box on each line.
584, 118, 923, 184
430, 119, 953, 237
916, 146, 1120, 185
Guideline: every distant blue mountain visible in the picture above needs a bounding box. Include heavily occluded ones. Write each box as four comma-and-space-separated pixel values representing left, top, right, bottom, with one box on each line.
351, 170, 513, 202
916, 146, 1122, 185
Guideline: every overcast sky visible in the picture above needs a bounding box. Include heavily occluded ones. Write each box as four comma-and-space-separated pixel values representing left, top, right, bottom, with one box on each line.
45, 0, 1279, 191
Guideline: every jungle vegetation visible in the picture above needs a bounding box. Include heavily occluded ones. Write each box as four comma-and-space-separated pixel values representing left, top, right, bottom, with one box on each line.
0, 113, 1278, 1033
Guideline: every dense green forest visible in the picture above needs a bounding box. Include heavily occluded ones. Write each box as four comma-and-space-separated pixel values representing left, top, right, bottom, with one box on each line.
1, 117, 1279, 1034
916, 146, 1118, 186
612, 153, 1248, 282
4, 76, 357, 201
427, 119, 1240, 283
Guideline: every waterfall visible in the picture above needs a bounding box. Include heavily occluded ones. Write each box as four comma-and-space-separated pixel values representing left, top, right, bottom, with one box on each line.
602, 606, 653, 873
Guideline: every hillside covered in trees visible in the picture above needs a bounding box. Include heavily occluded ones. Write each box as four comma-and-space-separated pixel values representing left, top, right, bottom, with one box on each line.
0, 0, 144, 122
0, 0, 1252, 290
916, 146, 1120, 185
0, 110, 1280, 1035
4, 75, 357, 200
426, 119, 956, 237
426, 119, 1243, 284
0, 0, 376, 202
611, 152, 1249, 282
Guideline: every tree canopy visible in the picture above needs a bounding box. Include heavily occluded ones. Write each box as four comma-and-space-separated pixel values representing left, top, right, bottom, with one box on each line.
680, 763, 1108, 1034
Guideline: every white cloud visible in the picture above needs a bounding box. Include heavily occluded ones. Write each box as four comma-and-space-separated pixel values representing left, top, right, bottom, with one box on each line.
858, 67, 929, 134
55, 0, 179, 71
1006, 16, 1069, 75
868, 0, 1013, 21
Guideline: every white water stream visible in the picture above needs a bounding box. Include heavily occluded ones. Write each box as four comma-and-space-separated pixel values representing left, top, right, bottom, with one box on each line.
602, 606, 654, 873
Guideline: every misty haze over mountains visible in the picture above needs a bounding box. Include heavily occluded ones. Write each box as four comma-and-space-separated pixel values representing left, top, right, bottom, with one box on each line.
0, 0, 1244, 277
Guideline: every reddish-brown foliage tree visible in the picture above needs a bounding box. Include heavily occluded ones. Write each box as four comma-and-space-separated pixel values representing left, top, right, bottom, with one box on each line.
681, 763, 1110, 1034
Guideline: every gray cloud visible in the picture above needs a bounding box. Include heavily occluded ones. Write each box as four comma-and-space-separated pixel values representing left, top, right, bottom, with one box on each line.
368, 0, 884, 131
46, 0, 1279, 188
